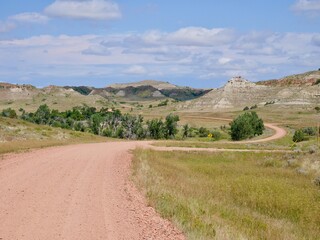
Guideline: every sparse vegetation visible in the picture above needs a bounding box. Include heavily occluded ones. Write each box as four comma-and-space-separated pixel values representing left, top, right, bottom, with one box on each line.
158, 99, 169, 107
265, 100, 275, 106
133, 149, 320, 239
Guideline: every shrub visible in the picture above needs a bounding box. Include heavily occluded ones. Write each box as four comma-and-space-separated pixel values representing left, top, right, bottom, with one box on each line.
158, 99, 169, 107
198, 127, 210, 137
164, 114, 180, 138
314, 79, 320, 85
1, 108, 17, 118
182, 124, 190, 139
315, 106, 320, 112
302, 127, 317, 136
293, 130, 305, 142
211, 131, 222, 140
265, 101, 275, 106
243, 106, 249, 111
250, 104, 258, 109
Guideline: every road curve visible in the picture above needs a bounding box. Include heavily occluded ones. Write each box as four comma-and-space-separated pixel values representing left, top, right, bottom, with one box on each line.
0, 142, 184, 240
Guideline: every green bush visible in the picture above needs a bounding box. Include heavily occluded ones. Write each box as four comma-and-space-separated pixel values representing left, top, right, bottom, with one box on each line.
302, 127, 317, 136
230, 112, 265, 141
293, 130, 305, 142
211, 131, 222, 140
1, 108, 17, 118
198, 127, 210, 137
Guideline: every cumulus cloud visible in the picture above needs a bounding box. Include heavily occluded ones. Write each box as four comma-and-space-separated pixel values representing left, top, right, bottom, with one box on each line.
0, 27, 320, 85
165, 27, 235, 46
121, 27, 234, 48
44, 0, 122, 20
9, 12, 49, 24
124, 65, 147, 75
292, 0, 320, 12
0, 21, 15, 32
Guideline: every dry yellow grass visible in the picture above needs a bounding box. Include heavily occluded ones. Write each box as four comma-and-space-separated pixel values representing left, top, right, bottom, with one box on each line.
0, 117, 107, 155
132, 149, 320, 240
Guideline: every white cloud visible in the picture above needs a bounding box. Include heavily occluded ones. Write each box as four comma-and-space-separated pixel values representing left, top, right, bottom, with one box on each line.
0, 28, 319, 84
0, 21, 15, 32
122, 27, 234, 48
124, 65, 147, 75
9, 12, 49, 24
44, 0, 122, 20
165, 27, 235, 46
218, 57, 232, 65
292, 0, 320, 12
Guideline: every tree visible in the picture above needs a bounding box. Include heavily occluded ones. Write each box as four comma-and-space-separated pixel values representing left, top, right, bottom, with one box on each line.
33, 104, 51, 124
182, 124, 190, 139
147, 118, 165, 139
230, 112, 264, 141
164, 114, 180, 139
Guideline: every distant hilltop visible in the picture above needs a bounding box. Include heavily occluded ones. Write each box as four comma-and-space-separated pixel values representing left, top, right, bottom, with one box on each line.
1, 70, 320, 112
257, 70, 320, 87
179, 70, 320, 111
107, 80, 179, 90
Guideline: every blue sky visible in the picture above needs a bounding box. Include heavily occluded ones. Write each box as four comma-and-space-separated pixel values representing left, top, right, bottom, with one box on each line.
0, 0, 320, 88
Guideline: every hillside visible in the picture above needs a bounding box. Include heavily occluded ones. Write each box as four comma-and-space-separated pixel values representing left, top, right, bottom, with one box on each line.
65, 80, 211, 101
179, 74, 320, 111
257, 70, 320, 87
0, 84, 110, 112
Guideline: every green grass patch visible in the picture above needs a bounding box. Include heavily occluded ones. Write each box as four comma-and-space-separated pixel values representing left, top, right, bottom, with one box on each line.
132, 149, 320, 239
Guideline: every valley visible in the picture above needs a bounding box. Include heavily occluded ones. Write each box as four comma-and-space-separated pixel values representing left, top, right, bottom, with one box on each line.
1, 70, 320, 240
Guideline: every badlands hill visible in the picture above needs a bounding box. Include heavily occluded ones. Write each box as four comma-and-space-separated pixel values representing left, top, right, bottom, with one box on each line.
108, 80, 179, 90
257, 70, 320, 87
1, 70, 320, 112
65, 80, 211, 101
179, 71, 320, 111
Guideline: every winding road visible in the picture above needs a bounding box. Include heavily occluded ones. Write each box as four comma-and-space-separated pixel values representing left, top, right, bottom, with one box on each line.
0, 123, 286, 240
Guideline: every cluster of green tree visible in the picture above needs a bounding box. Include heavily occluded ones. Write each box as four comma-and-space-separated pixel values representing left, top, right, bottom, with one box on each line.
230, 112, 265, 140
2, 105, 266, 141
14, 104, 181, 140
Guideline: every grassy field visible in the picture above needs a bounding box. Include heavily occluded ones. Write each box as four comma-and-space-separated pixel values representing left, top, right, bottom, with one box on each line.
0, 117, 107, 155
132, 149, 320, 240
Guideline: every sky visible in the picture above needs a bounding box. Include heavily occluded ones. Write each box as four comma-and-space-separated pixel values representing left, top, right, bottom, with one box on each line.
0, 0, 320, 88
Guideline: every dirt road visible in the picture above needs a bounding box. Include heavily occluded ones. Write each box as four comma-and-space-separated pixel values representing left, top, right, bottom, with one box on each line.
0, 142, 184, 240
0, 122, 287, 239
239, 123, 287, 143
180, 116, 287, 143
